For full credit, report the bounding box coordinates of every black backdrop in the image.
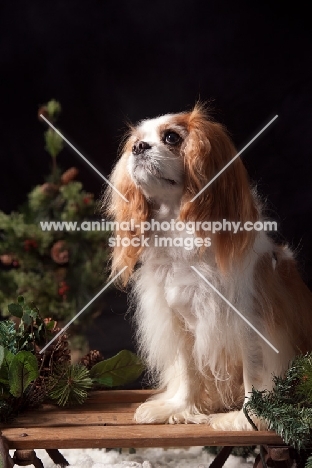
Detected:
[1,1,311,358]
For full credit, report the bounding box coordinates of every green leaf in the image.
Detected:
[22,311,31,327]
[17,296,25,304]
[45,320,56,331]
[0,322,17,353]
[0,349,14,385]
[46,99,61,118]
[45,128,64,158]
[0,347,10,399]
[8,303,23,318]
[8,351,39,397]
[90,350,144,387]
[24,305,31,314]
[29,310,37,320]
[0,346,4,369]
[306,456,312,468]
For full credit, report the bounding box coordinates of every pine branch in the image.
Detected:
[48,364,93,406]
[306,456,312,468]
[245,353,312,451]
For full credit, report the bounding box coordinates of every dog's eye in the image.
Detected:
[163,131,181,145]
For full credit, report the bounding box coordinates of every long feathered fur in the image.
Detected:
[102,105,312,428]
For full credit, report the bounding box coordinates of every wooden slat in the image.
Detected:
[85,390,154,403]
[9,410,135,427]
[2,390,154,428]
[0,390,284,450]
[1,425,283,450]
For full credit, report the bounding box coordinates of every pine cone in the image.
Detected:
[51,335,71,367]
[38,333,71,379]
[40,183,59,195]
[51,241,69,264]
[0,254,13,265]
[30,335,71,407]
[25,378,48,407]
[79,350,104,369]
[61,167,79,185]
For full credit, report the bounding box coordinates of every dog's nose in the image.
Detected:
[132,141,151,155]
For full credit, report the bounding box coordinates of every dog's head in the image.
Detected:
[103,104,258,286]
[126,113,186,202]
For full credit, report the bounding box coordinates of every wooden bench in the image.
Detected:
[0,390,291,468]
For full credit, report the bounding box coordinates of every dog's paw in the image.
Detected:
[134,399,176,424]
[208,409,267,431]
[134,400,210,424]
[208,410,249,430]
[168,411,210,424]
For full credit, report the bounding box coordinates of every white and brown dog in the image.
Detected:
[102,104,312,429]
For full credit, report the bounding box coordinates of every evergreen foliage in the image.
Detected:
[0,100,110,324]
[244,353,312,468]
[205,354,312,467]
[245,353,312,451]
[0,298,144,421]
[48,364,93,406]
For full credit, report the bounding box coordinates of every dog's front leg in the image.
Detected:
[134,352,209,424]
[208,337,274,430]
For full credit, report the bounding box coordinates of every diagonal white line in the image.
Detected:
[40,114,129,203]
[191,115,278,202]
[39,266,128,354]
[191,266,279,353]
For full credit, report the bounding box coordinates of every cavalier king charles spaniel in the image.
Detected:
[102,104,312,430]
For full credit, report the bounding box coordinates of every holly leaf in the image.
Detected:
[7,303,23,318]
[8,351,39,397]
[90,350,144,387]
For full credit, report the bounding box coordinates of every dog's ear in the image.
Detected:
[179,105,259,272]
[102,138,150,287]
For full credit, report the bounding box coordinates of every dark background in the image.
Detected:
[0,1,311,360]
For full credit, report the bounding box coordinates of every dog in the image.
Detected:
[102,104,312,429]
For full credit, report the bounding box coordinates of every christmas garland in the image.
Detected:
[0,296,144,422]
[245,353,312,468]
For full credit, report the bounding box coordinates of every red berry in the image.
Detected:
[24,239,38,250]
[58,282,69,296]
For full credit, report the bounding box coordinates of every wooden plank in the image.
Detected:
[2,390,155,428]
[5,403,139,428]
[40,401,139,413]
[85,390,154,403]
[1,425,283,450]
[2,391,149,428]
[8,410,135,427]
